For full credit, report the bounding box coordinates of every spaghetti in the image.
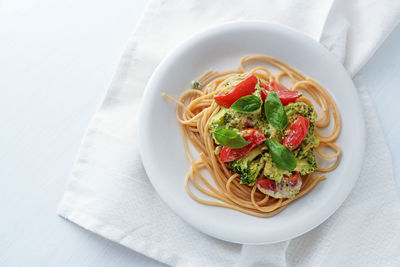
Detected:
[163,55,341,217]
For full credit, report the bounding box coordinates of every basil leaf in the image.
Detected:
[231,95,261,114]
[265,91,288,131]
[267,139,297,170]
[214,128,248,149]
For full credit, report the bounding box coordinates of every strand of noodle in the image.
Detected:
[315,142,341,159]
[248,67,272,79]
[250,186,284,212]
[162,93,194,117]
[200,153,233,194]
[190,163,233,201]
[239,55,305,81]
[308,79,341,142]
[250,186,270,205]
[297,96,314,108]
[186,171,274,217]
[317,152,341,172]
[185,127,206,154]
[292,81,330,126]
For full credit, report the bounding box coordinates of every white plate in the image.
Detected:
[139,21,365,244]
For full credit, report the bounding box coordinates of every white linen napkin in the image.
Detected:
[58,0,400,266]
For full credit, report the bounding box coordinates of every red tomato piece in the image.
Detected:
[283,116,310,151]
[269,81,290,92]
[260,81,302,105]
[259,82,268,90]
[261,86,269,103]
[257,172,303,198]
[283,172,301,186]
[256,178,277,192]
[260,88,269,103]
[214,74,258,108]
[220,128,266,163]
[260,82,269,102]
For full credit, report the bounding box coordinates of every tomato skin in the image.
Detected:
[214,74,258,108]
[260,88,269,102]
[257,172,301,193]
[257,172,303,198]
[269,81,289,92]
[220,128,266,163]
[283,116,310,151]
[256,178,277,192]
[260,81,302,105]
[283,172,301,186]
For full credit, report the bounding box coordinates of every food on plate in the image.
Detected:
[163,55,341,217]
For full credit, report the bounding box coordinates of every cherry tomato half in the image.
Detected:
[283,116,310,151]
[283,172,301,186]
[214,74,258,108]
[256,172,301,194]
[220,128,266,162]
[260,81,302,105]
[256,178,277,192]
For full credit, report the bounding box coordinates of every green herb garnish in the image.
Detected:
[214,128,248,149]
[266,139,297,170]
[265,91,288,131]
[230,95,261,114]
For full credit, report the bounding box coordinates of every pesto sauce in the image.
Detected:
[209,85,319,187]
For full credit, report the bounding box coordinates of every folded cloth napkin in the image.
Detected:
[58,0,400,266]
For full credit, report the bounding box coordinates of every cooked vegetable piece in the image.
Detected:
[283,116,310,151]
[220,129,266,162]
[227,146,264,186]
[261,81,302,105]
[257,172,302,199]
[214,74,258,108]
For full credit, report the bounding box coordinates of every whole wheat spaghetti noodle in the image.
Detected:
[163,55,341,217]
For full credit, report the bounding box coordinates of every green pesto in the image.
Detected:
[227,146,264,186]
[210,80,319,185]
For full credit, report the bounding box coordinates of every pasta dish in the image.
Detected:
[163,55,341,217]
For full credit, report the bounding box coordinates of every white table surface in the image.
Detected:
[1,1,399,266]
